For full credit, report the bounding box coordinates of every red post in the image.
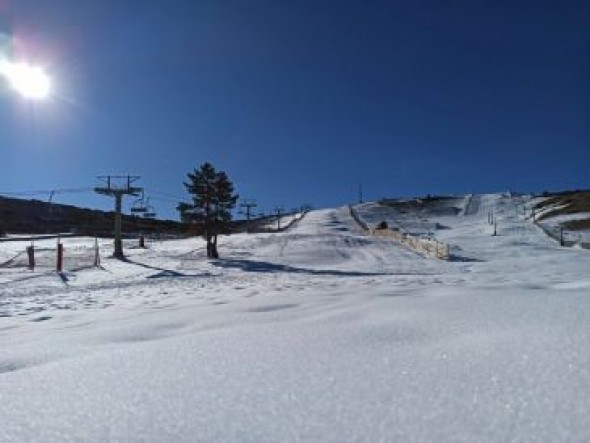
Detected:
[56,242,64,272]
[27,245,35,270]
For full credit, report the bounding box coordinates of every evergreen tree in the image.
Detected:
[178,162,238,258]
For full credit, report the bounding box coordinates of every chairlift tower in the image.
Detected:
[275,206,284,231]
[94,175,142,259]
[240,199,258,232]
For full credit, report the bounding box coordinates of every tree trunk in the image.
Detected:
[206,233,212,258]
[211,235,219,259]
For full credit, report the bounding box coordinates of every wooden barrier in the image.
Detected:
[349,205,451,260]
[371,228,450,260]
[348,205,369,231]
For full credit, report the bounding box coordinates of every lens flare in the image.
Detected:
[0,60,51,99]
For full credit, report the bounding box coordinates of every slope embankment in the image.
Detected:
[352,193,582,264]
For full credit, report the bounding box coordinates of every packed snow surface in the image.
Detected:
[1,194,590,442]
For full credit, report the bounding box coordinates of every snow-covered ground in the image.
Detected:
[258,211,304,231]
[538,212,590,245]
[527,196,590,244]
[1,195,590,442]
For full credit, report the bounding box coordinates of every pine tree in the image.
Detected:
[178,162,238,258]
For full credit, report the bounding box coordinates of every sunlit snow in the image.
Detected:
[1,193,589,441]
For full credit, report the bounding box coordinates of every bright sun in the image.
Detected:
[0,60,51,99]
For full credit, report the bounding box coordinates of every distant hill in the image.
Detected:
[0,196,284,238]
[0,196,188,237]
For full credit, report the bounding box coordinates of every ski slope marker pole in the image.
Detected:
[56,237,63,272]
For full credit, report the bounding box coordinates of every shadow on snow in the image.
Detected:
[212,258,392,277]
[123,258,216,279]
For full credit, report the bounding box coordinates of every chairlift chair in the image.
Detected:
[143,206,156,219]
[142,198,156,219]
[130,195,148,214]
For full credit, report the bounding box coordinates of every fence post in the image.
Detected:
[560,227,564,246]
[27,245,35,271]
[94,237,101,267]
[139,235,145,248]
[56,238,63,272]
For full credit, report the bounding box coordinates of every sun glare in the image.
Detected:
[0,60,51,99]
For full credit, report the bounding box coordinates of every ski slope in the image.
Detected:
[1,196,590,442]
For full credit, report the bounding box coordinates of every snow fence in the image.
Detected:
[532,219,590,249]
[0,240,100,272]
[349,205,451,260]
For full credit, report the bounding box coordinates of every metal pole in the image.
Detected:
[114,192,123,259]
[27,244,35,270]
[275,207,283,231]
[560,227,564,246]
[359,182,363,204]
[94,237,100,267]
[56,238,63,272]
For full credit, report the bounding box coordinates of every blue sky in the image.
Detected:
[1,0,588,220]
